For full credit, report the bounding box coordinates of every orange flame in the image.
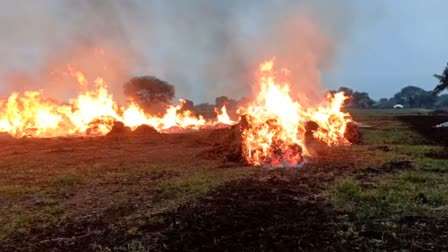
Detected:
[0,58,352,168]
[215,105,235,125]
[239,59,351,167]
[0,67,232,137]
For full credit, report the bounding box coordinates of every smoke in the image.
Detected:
[0,0,151,102]
[0,0,352,103]
[146,0,352,103]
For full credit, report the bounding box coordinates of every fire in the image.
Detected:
[67,64,87,88]
[0,68,235,138]
[215,105,236,125]
[239,59,351,167]
[0,91,65,137]
[0,58,352,168]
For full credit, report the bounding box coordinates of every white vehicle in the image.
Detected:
[393,104,404,109]
[435,122,448,128]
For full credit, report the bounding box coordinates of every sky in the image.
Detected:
[0,0,447,102]
[324,0,448,99]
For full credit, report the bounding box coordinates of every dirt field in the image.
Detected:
[1,109,448,251]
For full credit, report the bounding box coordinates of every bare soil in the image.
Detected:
[21,147,360,252]
[1,114,448,251]
[398,115,448,146]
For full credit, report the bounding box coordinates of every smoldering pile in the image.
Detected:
[106,121,160,137]
[198,119,247,164]
[200,117,361,166]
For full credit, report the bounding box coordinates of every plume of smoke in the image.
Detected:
[0,0,151,102]
[146,0,352,103]
[0,0,351,104]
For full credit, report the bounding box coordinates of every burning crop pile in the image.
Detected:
[0,66,234,138]
[0,59,352,167]
[238,59,352,167]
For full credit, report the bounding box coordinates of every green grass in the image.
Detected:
[0,185,40,197]
[347,108,431,121]
[0,198,65,240]
[1,109,446,248]
[331,170,448,219]
[391,145,445,157]
[419,158,448,171]
[361,128,425,145]
[146,167,250,215]
[328,110,448,247]
[50,174,83,188]
[0,175,83,239]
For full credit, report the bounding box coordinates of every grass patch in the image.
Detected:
[392,145,445,158]
[347,108,430,121]
[0,200,65,240]
[50,174,83,188]
[0,185,40,197]
[329,113,448,248]
[362,128,425,145]
[155,168,250,211]
[331,170,448,219]
[418,158,448,171]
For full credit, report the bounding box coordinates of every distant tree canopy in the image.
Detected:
[376,97,397,109]
[393,86,436,108]
[331,87,374,108]
[352,92,375,108]
[435,94,448,108]
[124,76,175,114]
[433,63,448,95]
[337,87,354,96]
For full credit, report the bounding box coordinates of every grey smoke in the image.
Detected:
[0,0,352,103]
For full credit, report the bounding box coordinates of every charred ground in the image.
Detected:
[1,109,448,251]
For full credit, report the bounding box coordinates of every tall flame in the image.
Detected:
[239,59,351,167]
[215,105,236,125]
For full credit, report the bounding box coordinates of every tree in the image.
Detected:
[124,76,175,114]
[331,87,374,108]
[337,87,354,96]
[377,98,389,106]
[215,96,230,108]
[433,63,448,95]
[393,86,436,108]
[351,92,375,108]
[330,87,354,107]
[434,94,448,109]
[375,97,396,109]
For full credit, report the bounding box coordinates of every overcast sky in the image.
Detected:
[324,0,448,99]
[0,0,447,102]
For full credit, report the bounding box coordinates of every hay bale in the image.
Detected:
[132,125,159,136]
[304,121,319,145]
[199,119,245,163]
[305,121,319,132]
[344,122,361,144]
[106,121,132,136]
[0,132,13,141]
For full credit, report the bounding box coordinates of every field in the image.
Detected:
[1,109,448,251]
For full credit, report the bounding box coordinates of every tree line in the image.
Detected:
[123,63,448,112]
[332,63,448,109]
[332,85,448,109]
[123,75,245,119]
